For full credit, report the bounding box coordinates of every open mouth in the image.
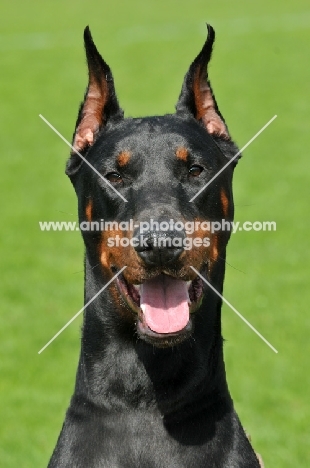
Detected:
[116,272,204,346]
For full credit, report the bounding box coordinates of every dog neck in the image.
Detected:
[73,252,232,419]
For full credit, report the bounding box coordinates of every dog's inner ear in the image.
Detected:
[72,26,123,153]
[176,24,229,139]
[73,76,108,152]
[193,67,228,137]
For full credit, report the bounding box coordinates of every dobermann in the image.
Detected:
[48,25,263,467]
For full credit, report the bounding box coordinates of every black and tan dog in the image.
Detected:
[48,25,263,467]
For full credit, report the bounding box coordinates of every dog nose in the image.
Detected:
[134,228,185,266]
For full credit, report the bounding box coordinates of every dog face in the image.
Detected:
[66,25,239,347]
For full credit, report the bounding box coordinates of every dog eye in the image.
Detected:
[189,165,203,177]
[105,172,122,183]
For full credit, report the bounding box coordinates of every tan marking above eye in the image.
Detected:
[175,147,188,161]
[117,151,131,167]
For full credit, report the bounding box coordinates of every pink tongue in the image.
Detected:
[140,275,190,334]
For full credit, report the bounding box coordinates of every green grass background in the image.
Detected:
[1,1,309,466]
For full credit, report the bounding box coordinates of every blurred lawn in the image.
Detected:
[1,0,309,466]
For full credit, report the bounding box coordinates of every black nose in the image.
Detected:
[134,228,185,266]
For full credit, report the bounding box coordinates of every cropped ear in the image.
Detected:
[67,26,124,175]
[176,24,229,139]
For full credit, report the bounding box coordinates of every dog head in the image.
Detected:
[66,25,240,347]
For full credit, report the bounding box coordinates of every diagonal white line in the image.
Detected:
[190,266,278,353]
[39,114,128,203]
[38,266,127,354]
[190,115,277,202]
